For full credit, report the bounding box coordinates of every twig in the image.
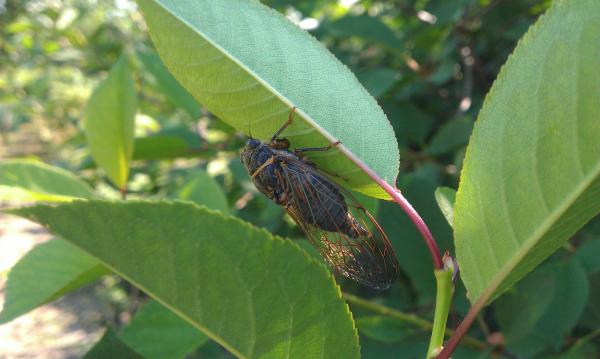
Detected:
[335,148,443,269]
[343,293,487,351]
[437,289,489,358]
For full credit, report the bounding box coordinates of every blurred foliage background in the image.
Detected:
[2,0,600,358]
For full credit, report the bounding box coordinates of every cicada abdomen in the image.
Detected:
[240,111,399,290]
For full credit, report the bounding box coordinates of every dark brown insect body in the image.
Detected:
[241,109,399,290]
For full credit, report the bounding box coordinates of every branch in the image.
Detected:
[342,293,487,351]
[334,143,444,269]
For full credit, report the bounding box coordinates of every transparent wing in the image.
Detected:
[275,155,399,290]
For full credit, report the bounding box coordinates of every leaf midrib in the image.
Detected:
[475,7,600,302]
[59,235,249,359]
[146,0,388,188]
[480,158,600,303]
[149,1,332,141]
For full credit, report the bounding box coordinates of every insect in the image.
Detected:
[241,108,399,290]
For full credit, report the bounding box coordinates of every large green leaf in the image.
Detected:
[0,160,94,202]
[10,201,359,359]
[120,300,208,359]
[0,239,107,323]
[137,49,200,118]
[83,54,137,189]
[454,0,600,303]
[136,0,399,199]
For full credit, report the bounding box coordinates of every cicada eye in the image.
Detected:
[246,139,261,150]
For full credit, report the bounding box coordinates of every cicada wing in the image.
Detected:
[276,156,399,290]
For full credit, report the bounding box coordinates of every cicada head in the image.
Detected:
[241,138,262,169]
[241,138,279,178]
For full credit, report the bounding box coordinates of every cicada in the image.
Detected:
[241,108,399,290]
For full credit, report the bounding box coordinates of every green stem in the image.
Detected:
[427,268,454,358]
[342,293,486,351]
[343,292,434,330]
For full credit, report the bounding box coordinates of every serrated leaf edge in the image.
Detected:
[5,199,360,359]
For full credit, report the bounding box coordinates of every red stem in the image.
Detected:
[386,185,444,270]
[437,287,489,358]
[340,151,444,270]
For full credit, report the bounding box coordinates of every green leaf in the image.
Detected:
[323,14,403,50]
[580,272,600,330]
[427,60,456,85]
[0,239,107,323]
[454,0,600,304]
[10,200,360,359]
[561,344,600,359]
[535,258,589,344]
[120,300,208,359]
[425,0,472,26]
[137,49,200,118]
[494,267,556,344]
[575,237,600,274]
[357,69,401,98]
[84,329,144,359]
[175,170,229,214]
[434,187,456,228]
[355,316,417,343]
[83,53,137,189]
[0,159,94,202]
[426,117,473,156]
[137,0,399,200]
[383,101,433,147]
[133,135,209,161]
[496,258,590,353]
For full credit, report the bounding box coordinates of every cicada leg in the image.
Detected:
[294,140,341,154]
[271,106,297,142]
[294,141,348,181]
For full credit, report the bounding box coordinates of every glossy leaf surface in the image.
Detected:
[454,0,600,303]
[10,200,360,359]
[137,0,399,199]
[120,300,208,359]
